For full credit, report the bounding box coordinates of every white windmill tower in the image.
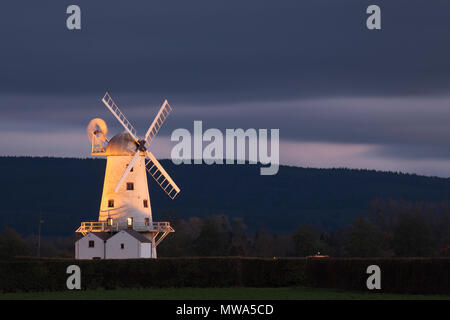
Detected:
[76,92,178,259]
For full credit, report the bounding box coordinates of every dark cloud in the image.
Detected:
[1,1,450,176]
[367,143,450,160]
[0,1,449,100]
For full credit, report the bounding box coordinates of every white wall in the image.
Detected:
[98,153,153,227]
[141,242,152,258]
[75,233,105,259]
[106,231,141,259]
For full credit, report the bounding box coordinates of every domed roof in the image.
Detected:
[105,133,138,156]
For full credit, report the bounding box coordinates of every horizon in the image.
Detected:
[1,154,448,180]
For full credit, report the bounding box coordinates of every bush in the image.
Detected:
[305,257,450,294]
[0,257,448,294]
[0,257,306,293]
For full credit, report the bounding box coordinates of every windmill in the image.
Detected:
[76,92,178,259]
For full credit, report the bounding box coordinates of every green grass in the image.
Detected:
[1,287,449,300]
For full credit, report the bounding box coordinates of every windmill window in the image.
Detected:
[143,199,148,208]
[145,218,150,226]
[120,243,124,249]
[108,199,114,208]
[127,217,133,227]
[127,182,134,190]
[126,164,134,172]
[88,240,95,248]
[107,218,113,226]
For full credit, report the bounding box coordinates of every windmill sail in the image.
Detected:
[114,150,141,192]
[102,92,139,142]
[144,100,173,145]
[145,151,180,199]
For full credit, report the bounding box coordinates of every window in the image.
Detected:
[108,199,114,208]
[107,218,113,226]
[145,218,150,226]
[120,243,125,249]
[88,240,95,248]
[125,164,134,172]
[127,217,133,227]
[126,182,134,190]
[143,199,148,208]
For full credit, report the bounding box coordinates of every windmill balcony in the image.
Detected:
[76,221,174,236]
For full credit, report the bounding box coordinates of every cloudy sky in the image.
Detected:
[1,1,450,176]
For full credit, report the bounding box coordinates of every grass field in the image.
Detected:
[1,287,449,300]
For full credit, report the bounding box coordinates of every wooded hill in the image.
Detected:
[2,156,450,236]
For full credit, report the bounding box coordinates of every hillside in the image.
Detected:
[1,156,450,236]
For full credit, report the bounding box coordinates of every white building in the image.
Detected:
[105,229,152,259]
[75,232,111,260]
[75,229,153,260]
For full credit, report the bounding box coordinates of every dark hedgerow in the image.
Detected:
[305,257,450,294]
[0,257,448,294]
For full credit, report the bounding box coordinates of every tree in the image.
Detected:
[438,235,450,257]
[250,229,275,257]
[0,228,31,259]
[157,218,196,257]
[193,216,231,256]
[392,213,434,257]
[343,217,385,257]
[293,225,323,257]
[440,245,450,257]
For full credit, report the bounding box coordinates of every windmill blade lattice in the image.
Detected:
[145,151,180,199]
[144,100,173,145]
[101,92,180,198]
[102,92,139,143]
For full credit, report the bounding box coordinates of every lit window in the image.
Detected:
[108,199,114,208]
[145,218,150,226]
[88,240,95,248]
[143,199,148,208]
[107,218,113,226]
[120,243,124,249]
[127,217,133,227]
[126,183,134,190]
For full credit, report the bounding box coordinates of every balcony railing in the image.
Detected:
[76,221,174,235]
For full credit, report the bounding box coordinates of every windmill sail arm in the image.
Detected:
[102,92,139,143]
[114,150,140,192]
[145,151,180,199]
[144,100,173,145]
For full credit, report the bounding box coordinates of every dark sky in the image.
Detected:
[1,1,450,176]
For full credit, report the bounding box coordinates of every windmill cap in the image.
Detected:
[105,133,138,156]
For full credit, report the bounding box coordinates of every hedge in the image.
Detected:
[0,257,448,294]
[305,257,450,294]
[0,257,306,293]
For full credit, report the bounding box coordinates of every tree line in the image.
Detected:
[1,199,449,260]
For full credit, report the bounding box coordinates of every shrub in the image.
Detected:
[305,257,450,294]
[0,257,448,294]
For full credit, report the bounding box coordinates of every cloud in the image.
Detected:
[1,1,450,177]
[280,140,450,177]
[0,1,449,100]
